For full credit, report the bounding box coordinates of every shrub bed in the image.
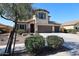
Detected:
[47,35,64,49]
[17,29,25,35]
[66,29,77,34]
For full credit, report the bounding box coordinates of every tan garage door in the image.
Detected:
[38,25,52,33]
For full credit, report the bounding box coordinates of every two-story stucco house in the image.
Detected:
[17,9,61,33]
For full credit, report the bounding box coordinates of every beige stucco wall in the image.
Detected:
[63,25,74,29]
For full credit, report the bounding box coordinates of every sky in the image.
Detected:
[33,3,79,23]
[0,3,79,26]
[0,16,14,27]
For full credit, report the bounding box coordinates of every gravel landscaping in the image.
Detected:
[0,33,79,56]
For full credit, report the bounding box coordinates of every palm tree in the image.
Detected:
[0,3,33,55]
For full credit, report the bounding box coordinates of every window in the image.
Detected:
[36,12,46,19]
[20,24,25,29]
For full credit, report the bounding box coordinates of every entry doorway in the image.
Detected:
[30,24,34,33]
[54,26,60,32]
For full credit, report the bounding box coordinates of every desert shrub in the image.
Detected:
[17,29,25,35]
[25,35,45,55]
[47,35,64,49]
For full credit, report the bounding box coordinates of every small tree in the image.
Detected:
[0,3,33,55]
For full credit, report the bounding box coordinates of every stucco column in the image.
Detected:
[25,24,27,32]
[28,24,30,33]
[34,20,38,33]
[34,15,38,33]
[52,26,55,32]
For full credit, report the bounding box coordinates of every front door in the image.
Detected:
[54,26,60,32]
[30,24,34,33]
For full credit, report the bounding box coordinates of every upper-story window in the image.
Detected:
[36,12,46,19]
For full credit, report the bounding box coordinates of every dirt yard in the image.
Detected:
[0,33,28,46]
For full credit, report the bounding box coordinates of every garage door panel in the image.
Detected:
[38,26,52,33]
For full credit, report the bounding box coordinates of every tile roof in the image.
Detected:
[34,9,49,13]
[0,23,13,28]
[62,20,79,26]
[48,21,61,25]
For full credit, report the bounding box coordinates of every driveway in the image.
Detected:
[40,33,79,56]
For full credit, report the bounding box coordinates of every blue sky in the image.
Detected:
[33,3,79,23]
[0,3,79,26]
[0,16,14,27]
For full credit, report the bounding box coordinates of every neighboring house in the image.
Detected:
[17,9,61,33]
[0,23,13,33]
[62,20,79,30]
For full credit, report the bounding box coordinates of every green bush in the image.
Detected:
[47,35,64,49]
[67,29,77,34]
[25,35,45,54]
[17,29,25,35]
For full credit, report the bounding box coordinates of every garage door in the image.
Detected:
[38,26,52,33]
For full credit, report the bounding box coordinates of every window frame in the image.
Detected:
[36,12,46,19]
[20,24,25,29]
